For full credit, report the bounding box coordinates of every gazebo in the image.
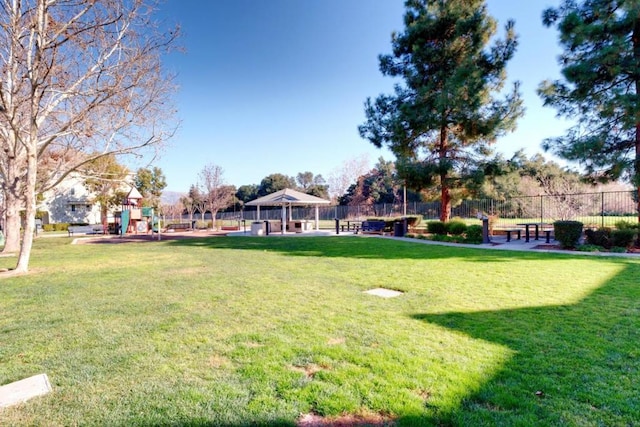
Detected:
[245,188,330,234]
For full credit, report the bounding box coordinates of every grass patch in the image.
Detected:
[0,236,639,425]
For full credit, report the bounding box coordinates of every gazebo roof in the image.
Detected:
[245,188,330,206]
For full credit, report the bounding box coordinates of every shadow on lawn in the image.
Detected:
[410,260,640,425]
[165,235,553,263]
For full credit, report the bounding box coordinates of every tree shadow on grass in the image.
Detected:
[410,261,640,425]
[164,235,565,263]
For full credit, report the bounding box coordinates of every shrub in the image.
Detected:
[614,220,638,230]
[445,220,467,236]
[405,233,416,239]
[577,244,602,252]
[427,221,447,235]
[42,224,55,232]
[465,225,483,244]
[428,233,444,241]
[611,228,635,248]
[611,246,628,253]
[55,223,70,231]
[553,220,583,249]
[584,228,611,249]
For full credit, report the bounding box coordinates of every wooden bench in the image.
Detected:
[361,220,386,235]
[165,223,191,232]
[68,225,105,236]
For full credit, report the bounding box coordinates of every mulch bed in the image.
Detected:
[532,244,563,250]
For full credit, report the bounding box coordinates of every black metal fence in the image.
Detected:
[213,190,637,228]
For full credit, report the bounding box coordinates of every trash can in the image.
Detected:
[393,221,405,237]
[250,221,265,236]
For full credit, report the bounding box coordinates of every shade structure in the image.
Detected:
[245,188,330,233]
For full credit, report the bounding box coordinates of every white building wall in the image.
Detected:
[39,173,102,224]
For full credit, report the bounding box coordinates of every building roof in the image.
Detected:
[245,188,330,206]
[126,187,143,200]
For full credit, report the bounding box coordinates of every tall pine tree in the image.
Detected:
[359,0,523,221]
[539,0,640,222]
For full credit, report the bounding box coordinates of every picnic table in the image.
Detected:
[517,223,553,243]
[361,220,386,234]
[340,220,362,233]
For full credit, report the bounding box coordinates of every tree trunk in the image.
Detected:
[211,209,219,230]
[636,122,640,224]
[439,125,451,222]
[14,148,38,273]
[634,21,640,225]
[101,205,109,233]
[440,178,451,222]
[2,193,22,253]
[2,132,22,253]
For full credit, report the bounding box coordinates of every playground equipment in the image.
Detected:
[114,187,161,240]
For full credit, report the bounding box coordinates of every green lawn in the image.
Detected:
[1,236,638,426]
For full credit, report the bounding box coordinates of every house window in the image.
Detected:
[71,205,76,212]
[86,205,91,210]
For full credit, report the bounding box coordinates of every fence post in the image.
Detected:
[601,192,605,228]
[540,195,544,224]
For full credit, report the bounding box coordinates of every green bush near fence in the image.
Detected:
[611,228,636,248]
[427,220,447,234]
[445,220,467,236]
[554,221,584,249]
[464,225,483,243]
[614,220,637,230]
[585,228,612,248]
[42,223,70,232]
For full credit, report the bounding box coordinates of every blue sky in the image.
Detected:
[154,0,566,193]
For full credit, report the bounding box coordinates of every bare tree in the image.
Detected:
[198,163,234,229]
[327,154,370,201]
[161,200,183,222]
[0,0,178,273]
[180,194,196,224]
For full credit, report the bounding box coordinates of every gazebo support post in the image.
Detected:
[315,205,319,230]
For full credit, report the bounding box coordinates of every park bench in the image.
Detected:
[495,227,522,242]
[165,223,191,232]
[68,225,105,236]
[361,220,386,235]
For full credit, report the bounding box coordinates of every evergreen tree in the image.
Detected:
[257,173,296,197]
[539,0,640,222]
[134,167,167,209]
[359,0,523,221]
[236,184,259,206]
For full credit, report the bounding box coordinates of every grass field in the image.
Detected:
[1,235,639,426]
